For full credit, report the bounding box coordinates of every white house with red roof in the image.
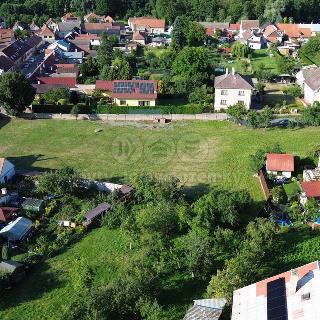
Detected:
[214,68,255,110]
[0,158,15,184]
[232,261,320,320]
[300,181,320,206]
[96,80,158,106]
[266,153,295,178]
[128,17,165,34]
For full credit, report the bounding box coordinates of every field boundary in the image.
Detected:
[23,113,229,121]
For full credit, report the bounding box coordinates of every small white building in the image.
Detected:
[296,67,320,105]
[0,158,15,183]
[266,153,295,178]
[214,69,255,110]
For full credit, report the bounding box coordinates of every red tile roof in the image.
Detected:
[0,207,18,222]
[229,23,240,31]
[0,29,14,42]
[38,25,55,37]
[133,31,146,40]
[266,153,294,172]
[129,16,165,29]
[83,22,113,31]
[255,261,318,297]
[277,24,311,38]
[301,181,320,198]
[95,80,113,91]
[37,77,76,88]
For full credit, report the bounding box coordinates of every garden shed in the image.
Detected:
[0,217,33,241]
[83,203,111,228]
[21,198,45,212]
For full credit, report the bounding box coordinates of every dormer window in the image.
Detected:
[301,293,310,301]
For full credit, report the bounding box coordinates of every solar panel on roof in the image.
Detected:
[267,278,288,320]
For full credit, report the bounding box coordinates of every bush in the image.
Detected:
[32,104,92,114]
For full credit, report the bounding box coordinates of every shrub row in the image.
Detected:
[32,103,93,114]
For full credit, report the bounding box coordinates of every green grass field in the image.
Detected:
[1,119,320,319]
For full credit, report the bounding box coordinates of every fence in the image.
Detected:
[25,113,229,121]
[258,170,271,200]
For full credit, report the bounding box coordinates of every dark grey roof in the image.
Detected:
[184,299,226,320]
[214,72,255,90]
[21,198,44,210]
[304,67,320,91]
[0,217,32,241]
[58,22,81,32]
[0,55,13,71]
[85,203,111,221]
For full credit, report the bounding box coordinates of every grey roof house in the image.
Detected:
[0,217,33,241]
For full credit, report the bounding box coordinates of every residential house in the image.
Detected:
[0,217,33,241]
[37,25,55,43]
[83,203,111,228]
[247,32,265,49]
[45,18,58,32]
[228,23,240,34]
[0,158,15,184]
[132,31,146,45]
[96,80,158,106]
[29,21,40,33]
[0,207,18,223]
[266,153,295,178]
[214,69,255,110]
[61,13,81,23]
[239,20,260,37]
[303,156,320,182]
[231,261,320,320]
[56,50,84,63]
[150,36,167,47]
[74,34,100,46]
[199,22,229,37]
[82,23,121,38]
[184,298,226,320]
[12,21,28,32]
[295,67,320,105]
[56,21,81,39]
[0,189,19,207]
[299,23,320,36]
[300,181,320,206]
[277,23,311,43]
[84,12,106,23]
[128,16,165,34]
[0,35,42,70]
[0,55,14,75]
[263,24,283,45]
[0,29,14,44]
[36,76,77,88]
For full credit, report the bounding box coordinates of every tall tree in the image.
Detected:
[0,72,35,115]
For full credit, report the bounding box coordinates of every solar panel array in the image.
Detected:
[114,81,155,94]
[267,278,288,320]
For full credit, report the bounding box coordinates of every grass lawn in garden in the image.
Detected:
[250,49,279,73]
[283,180,301,198]
[2,119,320,319]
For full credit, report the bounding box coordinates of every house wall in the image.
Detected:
[304,83,320,105]
[214,88,252,110]
[0,160,15,183]
[133,39,145,45]
[248,41,261,49]
[114,98,156,106]
[266,170,292,178]
[130,23,164,34]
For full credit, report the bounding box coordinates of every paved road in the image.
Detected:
[20,51,45,78]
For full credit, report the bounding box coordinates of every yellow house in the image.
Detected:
[96,80,158,106]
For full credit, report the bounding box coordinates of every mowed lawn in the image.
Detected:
[1,119,320,319]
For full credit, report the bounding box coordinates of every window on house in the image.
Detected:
[139,101,150,107]
[221,100,227,105]
[238,100,245,105]
[239,90,245,96]
[301,293,310,301]
[221,90,228,95]
[119,100,126,105]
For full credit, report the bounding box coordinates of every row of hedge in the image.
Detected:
[33,103,206,115]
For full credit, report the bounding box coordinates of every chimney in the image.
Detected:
[225,68,229,75]
[1,188,7,195]
[289,269,299,295]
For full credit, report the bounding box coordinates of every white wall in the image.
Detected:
[0,159,15,183]
[114,98,156,106]
[304,83,320,105]
[214,88,252,110]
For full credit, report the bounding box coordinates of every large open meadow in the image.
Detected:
[1,118,320,319]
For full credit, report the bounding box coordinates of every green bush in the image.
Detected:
[32,104,93,114]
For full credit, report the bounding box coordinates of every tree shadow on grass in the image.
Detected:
[0,260,66,312]
[7,154,58,172]
[183,183,211,203]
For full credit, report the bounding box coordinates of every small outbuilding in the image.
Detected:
[266,153,295,178]
[83,203,111,228]
[0,217,33,241]
[0,260,25,282]
[21,198,45,213]
[0,158,15,184]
